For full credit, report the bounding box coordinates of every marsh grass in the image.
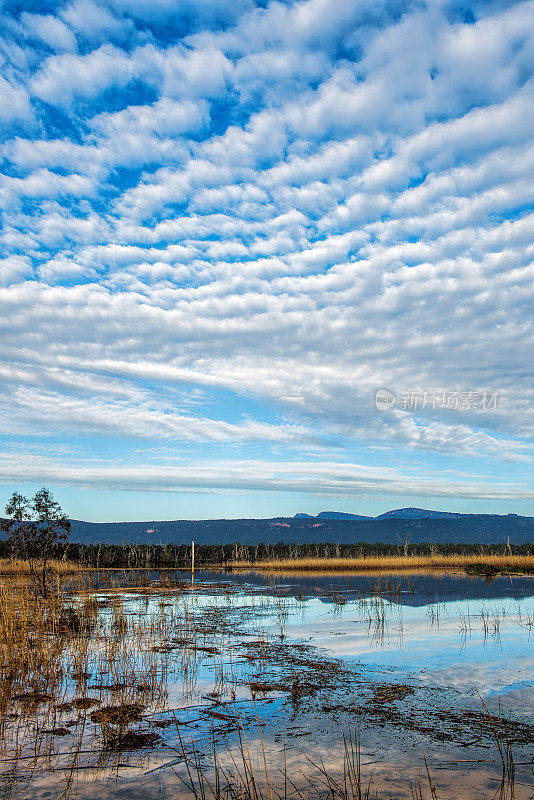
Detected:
[0,580,94,712]
[233,554,534,574]
[0,575,212,797]
[0,558,81,576]
[172,719,376,800]
[0,574,245,751]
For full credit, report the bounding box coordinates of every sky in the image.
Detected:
[0,0,533,522]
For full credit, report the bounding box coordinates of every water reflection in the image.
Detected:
[194,568,534,605]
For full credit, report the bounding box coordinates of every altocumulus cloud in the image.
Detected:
[0,0,533,514]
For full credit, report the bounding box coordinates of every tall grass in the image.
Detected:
[173,722,376,800]
[231,553,534,573]
[0,580,96,711]
[0,558,81,576]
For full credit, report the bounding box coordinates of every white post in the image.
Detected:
[191,540,195,574]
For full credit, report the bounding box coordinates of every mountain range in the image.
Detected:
[68,507,534,546]
[293,507,473,520]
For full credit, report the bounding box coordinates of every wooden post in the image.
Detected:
[191,540,195,574]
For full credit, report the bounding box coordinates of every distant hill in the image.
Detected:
[376,507,468,519]
[316,511,372,520]
[68,513,534,546]
[295,507,471,520]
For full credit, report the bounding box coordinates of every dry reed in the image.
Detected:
[0,558,81,576]
[231,553,534,573]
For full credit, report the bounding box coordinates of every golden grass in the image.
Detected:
[0,581,83,710]
[0,575,187,724]
[0,557,81,575]
[231,553,534,573]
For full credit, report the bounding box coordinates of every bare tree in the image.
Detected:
[2,488,70,596]
[396,531,412,558]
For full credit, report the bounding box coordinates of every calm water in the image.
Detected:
[230,571,534,702]
[3,570,534,800]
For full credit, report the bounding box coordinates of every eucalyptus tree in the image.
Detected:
[3,488,70,596]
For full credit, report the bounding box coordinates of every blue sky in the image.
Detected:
[0,0,533,521]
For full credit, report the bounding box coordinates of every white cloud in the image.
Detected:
[21,12,77,52]
[91,97,209,137]
[0,77,32,124]
[0,450,531,501]
[0,255,33,285]
[30,41,233,107]
[0,381,313,444]
[153,46,233,99]
[30,44,131,105]
[0,169,95,209]
[61,0,125,39]
[4,137,101,175]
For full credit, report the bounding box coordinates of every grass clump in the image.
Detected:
[103,728,160,750]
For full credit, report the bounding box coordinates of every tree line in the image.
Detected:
[1,536,532,571]
[64,539,534,568]
[2,489,533,581]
